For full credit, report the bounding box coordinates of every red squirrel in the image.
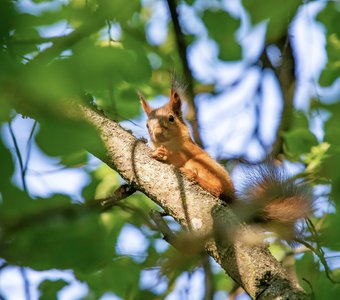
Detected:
[139,84,313,238]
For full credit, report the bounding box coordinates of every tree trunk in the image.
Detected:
[81,105,309,300]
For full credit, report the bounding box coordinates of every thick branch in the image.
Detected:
[81,105,308,299]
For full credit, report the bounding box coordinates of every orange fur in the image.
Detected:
[140,87,313,238]
[139,88,235,203]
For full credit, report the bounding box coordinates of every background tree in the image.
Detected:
[0,0,339,299]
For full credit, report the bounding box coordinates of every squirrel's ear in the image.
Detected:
[170,87,182,116]
[138,91,152,115]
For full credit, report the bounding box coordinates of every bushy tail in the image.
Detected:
[235,163,313,239]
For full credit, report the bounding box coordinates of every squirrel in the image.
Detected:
[139,83,313,239]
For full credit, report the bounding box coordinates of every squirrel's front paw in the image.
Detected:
[180,168,198,181]
[151,146,168,161]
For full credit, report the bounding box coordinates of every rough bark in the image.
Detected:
[81,105,309,300]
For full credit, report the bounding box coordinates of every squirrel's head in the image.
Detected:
[139,86,190,147]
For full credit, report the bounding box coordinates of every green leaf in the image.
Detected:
[100,0,141,23]
[91,163,119,199]
[319,34,340,86]
[304,142,330,182]
[1,199,112,272]
[76,257,141,299]
[324,102,340,147]
[202,10,241,61]
[36,116,104,157]
[0,0,16,43]
[65,43,151,93]
[317,2,340,38]
[0,135,14,189]
[38,279,68,300]
[214,270,233,292]
[321,212,340,249]
[296,252,340,299]
[0,93,12,122]
[59,150,88,167]
[242,0,300,42]
[10,27,40,56]
[0,137,31,207]
[283,111,318,158]
[283,128,318,157]
[295,252,319,291]
[21,62,78,103]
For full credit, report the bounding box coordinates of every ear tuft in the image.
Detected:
[170,88,182,116]
[138,91,152,115]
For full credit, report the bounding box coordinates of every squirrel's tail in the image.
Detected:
[235,163,314,239]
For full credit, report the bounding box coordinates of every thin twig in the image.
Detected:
[201,254,214,300]
[269,36,295,158]
[296,228,340,284]
[97,184,136,209]
[23,121,37,175]
[8,122,28,192]
[19,267,31,300]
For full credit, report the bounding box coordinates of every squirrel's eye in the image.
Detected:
[146,123,149,129]
[168,115,175,122]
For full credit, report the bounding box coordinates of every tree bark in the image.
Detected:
[81,105,309,299]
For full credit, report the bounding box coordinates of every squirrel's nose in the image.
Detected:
[153,128,165,141]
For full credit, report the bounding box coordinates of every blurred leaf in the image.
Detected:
[81,163,119,201]
[92,163,119,198]
[76,257,141,299]
[243,0,300,42]
[21,63,78,103]
[10,27,40,56]
[304,142,330,182]
[324,102,340,147]
[36,116,105,157]
[132,290,159,300]
[0,0,16,44]
[100,0,140,23]
[0,136,31,207]
[59,150,88,167]
[38,279,68,300]
[283,111,318,158]
[319,34,340,86]
[32,0,54,3]
[317,2,340,38]
[321,212,340,250]
[63,42,151,97]
[283,128,318,157]
[296,251,340,298]
[1,200,112,272]
[0,49,22,79]
[0,95,12,122]
[295,252,319,291]
[202,10,241,61]
[214,270,233,292]
[0,134,14,189]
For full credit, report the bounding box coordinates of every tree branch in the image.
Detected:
[166,0,203,147]
[267,36,295,158]
[201,254,214,300]
[80,104,308,299]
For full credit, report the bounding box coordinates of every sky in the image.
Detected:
[1,0,339,299]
